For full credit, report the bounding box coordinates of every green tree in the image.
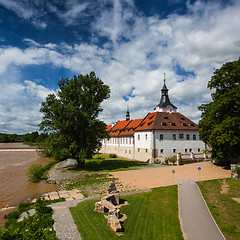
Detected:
[39,72,110,168]
[198,58,240,166]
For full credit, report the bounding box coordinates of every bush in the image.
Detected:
[4,210,20,220]
[26,164,42,182]
[236,167,240,178]
[167,156,177,165]
[109,153,117,158]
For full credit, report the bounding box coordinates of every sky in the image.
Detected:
[0,0,240,134]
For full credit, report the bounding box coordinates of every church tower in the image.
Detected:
[154,74,177,113]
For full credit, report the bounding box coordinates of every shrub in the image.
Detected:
[167,156,177,165]
[26,164,42,182]
[109,153,117,158]
[4,210,20,220]
[236,167,240,178]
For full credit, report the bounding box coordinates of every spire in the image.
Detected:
[154,74,177,113]
[126,107,130,121]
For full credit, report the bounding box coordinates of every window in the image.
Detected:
[171,123,176,126]
[198,148,201,152]
[138,134,140,140]
[187,134,190,140]
[164,116,169,119]
[145,134,148,140]
[162,122,167,126]
[138,148,140,152]
[146,149,148,153]
[126,138,128,144]
[189,148,192,152]
[185,149,187,153]
[160,134,163,140]
[129,150,131,154]
[173,149,176,153]
[160,149,164,153]
[179,133,184,139]
[173,134,176,140]
[129,138,131,144]
[125,150,127,153]
[193,134,196,140]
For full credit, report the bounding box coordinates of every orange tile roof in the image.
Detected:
[135,112,198,131]
[118,118,144,136]
[106,112,198,137]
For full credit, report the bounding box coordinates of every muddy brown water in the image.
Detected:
[0,143,59,226]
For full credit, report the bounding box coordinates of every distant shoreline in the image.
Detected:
[0,149,37,152]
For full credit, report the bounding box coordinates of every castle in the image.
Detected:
[101,75,205,162]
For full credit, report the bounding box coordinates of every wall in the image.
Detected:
[153,129,205,157]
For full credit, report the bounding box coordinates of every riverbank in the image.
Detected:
[0,143,59,226]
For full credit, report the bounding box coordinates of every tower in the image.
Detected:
[154,73,177,113]
[126,107,130,121]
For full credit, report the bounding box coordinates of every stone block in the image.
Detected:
[108,214,122,232]
[94,201,105,213]
[101,200,116,211]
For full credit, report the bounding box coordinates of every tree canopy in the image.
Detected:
[198,58,240,166]
[39,72,110,168]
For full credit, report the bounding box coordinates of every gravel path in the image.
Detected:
[50,196,100,240]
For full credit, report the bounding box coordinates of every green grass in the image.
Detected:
[71,157,151,173]
[70,186,184,240]
[198,178,240,240]
[60,173,112,196]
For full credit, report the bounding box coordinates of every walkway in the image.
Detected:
[50,196,99,240]
[178,178,226,240]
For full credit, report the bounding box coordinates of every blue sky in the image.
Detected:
[0,0,240,134]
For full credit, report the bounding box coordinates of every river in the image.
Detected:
[0,143,59,226]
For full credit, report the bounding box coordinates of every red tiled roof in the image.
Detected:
[135,112,198,131]
[106,112,198,137]
[118,118,143,136]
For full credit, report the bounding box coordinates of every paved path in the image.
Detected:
[178,178,226,240]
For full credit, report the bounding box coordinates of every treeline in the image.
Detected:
[0,131,48,143]
[0,133,24,143]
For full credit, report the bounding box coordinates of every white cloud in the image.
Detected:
[0,0,47,28]
[0,68,56,134]
[1,0,240,133]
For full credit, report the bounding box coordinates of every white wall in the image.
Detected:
[153,130,205,156]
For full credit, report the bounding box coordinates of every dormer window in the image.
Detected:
[164,116,169,119]
[170,122,176,126]
[181,123,187,126]
[149,115,154,120]
[181,117,185,120]
[161,122,167,126]
[147,121,153,126]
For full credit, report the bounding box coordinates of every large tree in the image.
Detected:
[39,72,110,168]
[198,58,240,166]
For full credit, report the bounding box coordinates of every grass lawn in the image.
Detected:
[70,156,151,173]
[198,178,240,240]
[70,186,184,240]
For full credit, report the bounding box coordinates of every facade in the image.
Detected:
[101,76,205,162]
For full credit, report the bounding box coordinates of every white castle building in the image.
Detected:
[101,75,206,162]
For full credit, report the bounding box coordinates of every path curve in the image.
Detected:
[178,179,226,240]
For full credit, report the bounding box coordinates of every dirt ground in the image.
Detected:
[111,162,231,190]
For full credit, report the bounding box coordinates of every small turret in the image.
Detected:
[154,73,177,113]
[126,107,130,121]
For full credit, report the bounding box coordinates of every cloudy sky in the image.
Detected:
[0,0,240,134]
